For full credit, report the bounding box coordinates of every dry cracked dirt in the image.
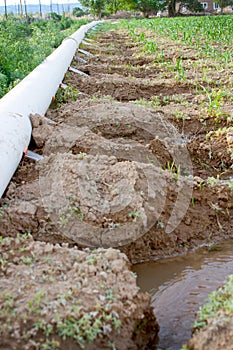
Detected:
[0,21,233,349]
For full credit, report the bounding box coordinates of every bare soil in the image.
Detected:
[0,24,233,349]
[0,235,158,350]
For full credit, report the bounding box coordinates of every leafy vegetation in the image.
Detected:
[80,0,204,17]
[125,0,166,17]
[0,16,89,98]
[80,0,107,18]
[193,274,233,330]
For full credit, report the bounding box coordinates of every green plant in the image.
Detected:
[0,203,9,217]
[0,17,89,98]
[55,85,79,106]
[174,56,186,82]
[128,211,141,222]
[21,256,33,265]
[0,257,8,271]
[193,275,233,330]
[41,339,60,350]
[200,86,225,117]
[157,221,164,229]
[76,152,87,160]
[167,161,181,181]
[27,290,45,314]
[207,176,219,186]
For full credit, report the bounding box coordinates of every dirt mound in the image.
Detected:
[0,234,158,350]
[1,148,232,264]
[186,314,233,350]
[1,96,232,264]
[0,153,167,248]
[187,128,233,178]
[65,74,192,102]
[48,100,192,169]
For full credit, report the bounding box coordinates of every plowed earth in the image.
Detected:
[1,25,233,260]
[0,22,233,350]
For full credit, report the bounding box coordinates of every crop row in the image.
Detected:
[122,15,233,62]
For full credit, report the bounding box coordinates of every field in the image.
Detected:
[0,15,233,350]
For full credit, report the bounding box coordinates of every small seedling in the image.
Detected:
[128,211,141,222]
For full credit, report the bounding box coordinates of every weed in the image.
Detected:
[0,203,9,217]
[146,155,154,164]
[108,222,120,229]
[0,292,17,317]
[21,256,33,265]
[27,290,45,315]
[0,256,7,271]
[207,176,219,186]
[21,230,32,240]
[41,340,60,350]
[200,86,225,117]
[210,202,224,214]
[128,211,141,222]
[167,161,181,181]
[55,85,79,106]
[76,152,87,160]
[86,255,97,265]
[157,221,165,229]
[55,309,121,349]
[193,274,233,330]
[70,206,83,220]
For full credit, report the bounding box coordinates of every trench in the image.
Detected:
[133,239,233,350]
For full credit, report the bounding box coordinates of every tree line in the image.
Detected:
[79,0,233,18]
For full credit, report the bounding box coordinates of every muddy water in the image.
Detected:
[133,240,233,350]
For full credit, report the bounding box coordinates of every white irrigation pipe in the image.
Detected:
[0,21,100,198]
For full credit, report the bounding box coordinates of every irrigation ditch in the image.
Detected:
[0,20,233,349]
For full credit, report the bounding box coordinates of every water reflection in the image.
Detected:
[133,241,233,350]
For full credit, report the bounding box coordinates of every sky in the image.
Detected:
[0,0,81,6]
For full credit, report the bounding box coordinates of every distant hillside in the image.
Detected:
[0,2,82,15]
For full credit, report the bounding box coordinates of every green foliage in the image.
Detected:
[105,0,127,13]
[193,275,233,330]
[24,291,121,349]
[80,0,106,18]
[128,210,141,222]
[81,0,127,17]
[0,73,7,97]
[50,12,62,21]
[73,6,87,17]
[55,85,79,106]
[126,0,165,16]
[200,86,225,117]
[0,16,89,98]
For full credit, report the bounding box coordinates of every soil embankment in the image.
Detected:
[1,26,232,260]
